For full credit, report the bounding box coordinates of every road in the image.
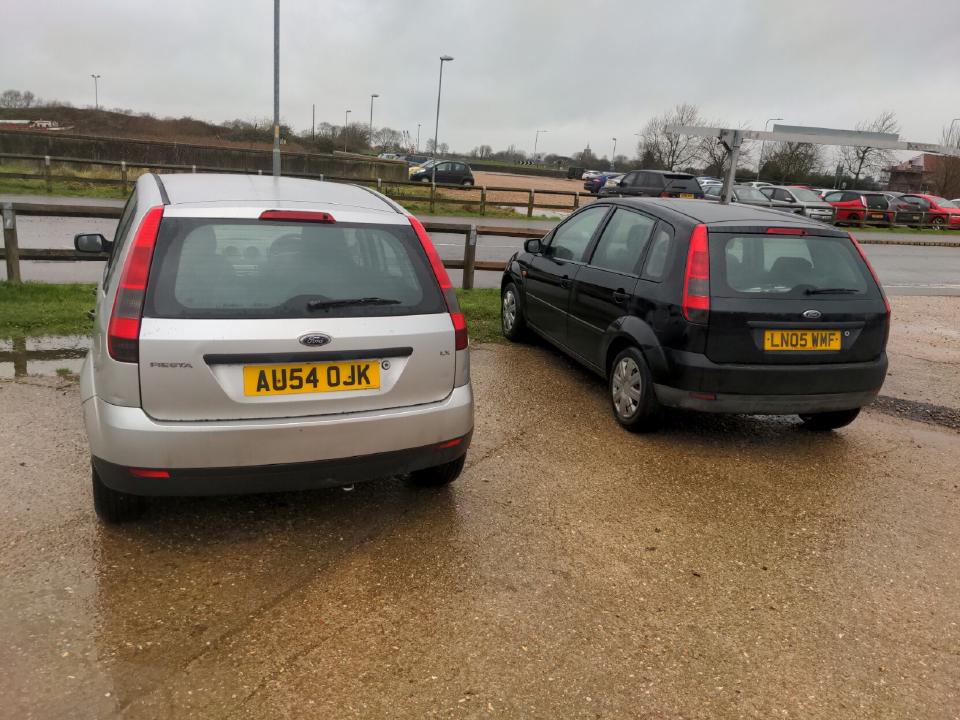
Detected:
[2,200,959,295]
[1,339,958,719]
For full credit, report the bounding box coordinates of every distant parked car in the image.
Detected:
[878,193,924,226]
[741,181,774,189]
[760,186,835,223]
[704,184,791,209]
[409,160,475,186]
[696,176,721,186]
[582,170,605,181]
[598,169,704,199]
[899,194,960,229]
[404,155,430,167]
[823,191,895,226]
[378,153,400,160]
[584,172,621,193]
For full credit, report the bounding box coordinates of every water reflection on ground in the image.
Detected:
[0,335,89,378]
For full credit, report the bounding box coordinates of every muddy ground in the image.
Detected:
[1,315,959,718]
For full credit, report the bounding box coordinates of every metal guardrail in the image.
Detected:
[0,152,595,217]
[0,200,544,288]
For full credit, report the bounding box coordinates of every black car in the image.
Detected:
[410,160,475,186]
[500,199,889,431]
[599,169,704,199]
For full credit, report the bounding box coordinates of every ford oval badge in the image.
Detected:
[802,309,822,320]
[299,333,332,347]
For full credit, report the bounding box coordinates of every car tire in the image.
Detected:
[798,408,860,431]
[408,454,466,487]
[501,281,529,342]
[609,347,661,432]
[931,216,945,229]
[420,177,431,184]
[92,464,148,523]
[462,179,474,187]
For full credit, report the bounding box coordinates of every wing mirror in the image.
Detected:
[524,238,542,254]
[74,233,110,253]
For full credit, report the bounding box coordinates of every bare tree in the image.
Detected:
[0,89,36,108]
[839,111,900,185]
[763,142,825,182]
[639,103,702,170]
[930,122,960,198]
[696,121,755,177]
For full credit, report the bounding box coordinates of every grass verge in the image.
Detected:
[455,288,502,344]
[0,281,503,344]
[0,176,127,199]
[0,282,96,338]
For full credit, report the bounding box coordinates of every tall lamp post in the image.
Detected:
[271,0,280,176]
[534,129,548,161]
[610,138,617,170]
[756,116,783,182]
[369,93,379,150]
[344,110,351,152]
[90,74,100,109]
[432,55,454,183]
[416,122,421,152]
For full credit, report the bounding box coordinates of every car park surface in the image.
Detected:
[1,321,958,718]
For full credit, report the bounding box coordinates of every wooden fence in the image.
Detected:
[0,200,545,289]
[0,152,594,218]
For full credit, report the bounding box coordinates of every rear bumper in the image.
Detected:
[655,349,887,413]
[93,432,471,496]
[83,383,474,491]
[654,386,877,414]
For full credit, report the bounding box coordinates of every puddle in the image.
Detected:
[0,335,90,379]
[505,206,570,219]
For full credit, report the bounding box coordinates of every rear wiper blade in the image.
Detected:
[804,288,861,295]
[307,297,401,310]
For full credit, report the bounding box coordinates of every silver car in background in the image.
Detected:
[75,173,473,523]
[760,185,836,222]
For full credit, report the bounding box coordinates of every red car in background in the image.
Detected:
[900,194,960,228]
[823,190,895,225]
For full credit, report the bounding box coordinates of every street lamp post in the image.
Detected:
[432,55,454,184]
[416,123,421,153]
[369,93,379,150]
[344,110,351,152]
[534,129,548,161]
[756,116,783,182]
[611,138,617,170]
[271,0,280,177]
[90,74,100,109]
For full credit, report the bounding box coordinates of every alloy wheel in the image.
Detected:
[502,289,517,332]
[611,357,642,419]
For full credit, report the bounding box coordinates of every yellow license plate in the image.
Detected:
[680,193,694,198]
[243,361,380,396]
[764,330,841,352]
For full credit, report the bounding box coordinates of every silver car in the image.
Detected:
[75,173,474,522]
[760,186,835,222]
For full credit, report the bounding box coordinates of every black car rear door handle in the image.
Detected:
[560,275,571,289]
[612,289,628,304]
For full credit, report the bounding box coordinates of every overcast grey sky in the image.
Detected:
[2,0,958,159]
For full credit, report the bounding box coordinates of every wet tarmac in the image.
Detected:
[1,343,958,719]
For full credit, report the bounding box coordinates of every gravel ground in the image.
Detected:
[1,339,958,719]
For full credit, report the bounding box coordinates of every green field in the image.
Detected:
[0,281,503,344]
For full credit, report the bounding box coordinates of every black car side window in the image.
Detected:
[641,224,674,281]
[545,205,608,262]
[589,209,656,275]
